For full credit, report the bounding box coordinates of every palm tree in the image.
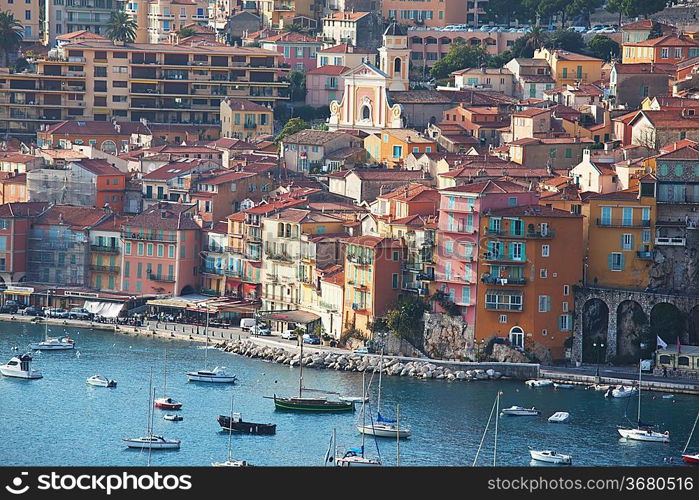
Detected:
[106,11,137,43]
[178,27,196,39]
[282,24,308,34]
[0,11,23,68]
[525,25,548,52]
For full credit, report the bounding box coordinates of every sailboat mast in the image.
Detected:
[227,395,234,462]
[493,392,499,466]
[361,371,366,457]
[204,309,209,370]
[298,332,304,398]
[683,411,699,454]
[377,353,383,414]
[396,404,400,467]
[637,361,642,424]
[163,350,168,396]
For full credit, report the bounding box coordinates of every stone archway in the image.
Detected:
[651,302,686,347]
[616,300,649,363]
[582,298,609,363]
[689,305,699,345]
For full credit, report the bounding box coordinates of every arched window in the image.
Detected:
[101,140,117,154]
[394,57,402,75]
[509,326,524,348]
[362,105,371,121]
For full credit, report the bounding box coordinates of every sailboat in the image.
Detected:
[336,372,381,466]
[357,353,411,438]
[123,372,181,450]
[212,395,249,467]
[271,332,354,412]
[155,350,182,409]
[29,320,74,350]
[617,361,670,443]
[681,411,699,464]
[473,391,501,466]
[186,309,236,383]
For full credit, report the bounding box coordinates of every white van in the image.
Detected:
[240,318,257,331]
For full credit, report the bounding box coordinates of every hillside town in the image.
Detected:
[1,0,699,381]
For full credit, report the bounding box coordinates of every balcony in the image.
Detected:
[485,302,523,311]
[203,245,226,253]
[324,82,338,90]
[265,251,293,262]
[225,269,243,278]
[481,252,526,263]
[122,232,178,243]
[636,251,654,259]
[596,218,650,228]
[481,274,527,285]
[202,267,223,275]
[347,255,372,266]
[244,122,257,129]
[417,272,435,281]
[90,244,119,253]
[486,228,555,238]
[350,303,367,312]
[89,264,119,273]
[654,236,685,246]
[149,274,175,283]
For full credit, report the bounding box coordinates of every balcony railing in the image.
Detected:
[201,267,223,275]
[654,236,685,246]
[90,244,120,253]
[243,122,257,129]
[481,252,526,263]
[636,251,653,259]
[149,274,175,282]
[122,232,178,243]
[481,275,527,285]
[347,255,372,266]
[596,219,650,228]
[486,228,555,238]
[265,251,293,262]
[485,302,523,311]
[203,245,226,253]
[90,264,119,273]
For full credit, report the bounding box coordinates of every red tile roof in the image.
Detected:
[655,145,699,160]
[307,65,349,75]
[0,202,48,218]
[441,179,531,194]
[324,12,370,21]
[631,34,699,47]
[126,203,200,231]
[261,32,322,44]
[42,120,149,136]
[143,158,213,180]
[221,98,271,112]
[195,170,256,185]
[73,159,124,176]
[92,214,133,231]
[343,235,403,248]
[34,205,109,230]
[318,43,374,54]
[621,20,674,31]
[56,30,109,41]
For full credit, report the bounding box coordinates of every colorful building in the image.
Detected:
[120,203,202,296]
[364,129,437,168]
[220,98,274,141]
[533,48,604,86]
[260,31,323,72]
[89,214,130,292]
[476,205,583,360]
[621,34,699,64]
[0,202,48,287]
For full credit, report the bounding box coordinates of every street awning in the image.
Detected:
[84,301,124,318]
[261,310,320,325]
[147,299,190,309]
[3,290,32,296]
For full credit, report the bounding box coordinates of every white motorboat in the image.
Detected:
[86,374,117,388]
[335,449,382,467]
[123,435,181,449]
[29,336,75,350]
[186,366,237,383]
[617,362,670,443]
[553,383,574,390]
[0,353,42,379]
[163,414,183,422]
[609,385,637,398]
[212,459,248,467]
[525,379,553,387]
[339,395,368,403]
[618,428,670,443]
[529,449,572,465]
[548,411,571,423]
[501,406,540,417]
[589,384,610,391]
[357,419,412,438]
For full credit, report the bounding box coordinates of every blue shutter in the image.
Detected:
[620,253,625,270]
[608,254,613,270]
[630,235,634,250]
[508,243,513,260]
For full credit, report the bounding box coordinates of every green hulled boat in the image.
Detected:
[270,332,354,412]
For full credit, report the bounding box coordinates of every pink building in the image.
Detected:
[436,180,538,330]
[120,203,202,296]
[305,65,348,108]
[260,32,323,72]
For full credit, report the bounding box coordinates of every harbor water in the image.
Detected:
[1,322,697,466]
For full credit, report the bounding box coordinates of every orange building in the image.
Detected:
[440,105,509,146]
[382,0,470,28]
[0,173,28,204]
[80,160,128,214]
[622,34,699,64]
[373,182,440,223]
[120,203,202,296]
[0,202,48,286]
[36,121,150,153]
[364,129,437,168]
[476,205,583,360]
[342,236,405,337]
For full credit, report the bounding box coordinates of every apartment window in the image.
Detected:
[147,243,153,256]
[392,145,402,158]
[565,148,572,158]
[461,286,470,305]
[621,233,633,250]
[499,315,507,323]
[538,295,551,312]
[94,67,107,77]
[124,261,130,277]
[642,229,651,243]
[157,244,164,257]
[542,329,547,336]
[113,66,128,73]
[562,301,569,312]
[661,48,669,58]
[123,279,129,291]
[563,285,569,296]
[94,81,107,92]
[392,273,398,289]
[137,242,144,256]
[113,81,127,88]
[125,242,131,255]
[445,240,454,254]
[601,206,612,225]
[609,252,624,271]
[559,314,571,331]
[622,207,633,226]
[508,197,517,207]
[136,262,142,278]
[25,9,31,19]
[168,245,175,258]
[540,268,547,278]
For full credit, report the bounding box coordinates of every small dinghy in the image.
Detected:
[530,449,572,465]
[164,414,183,422]
[662,394,674,399]
[86,374,117,388]
[525,379,553,387]
[339,395,368,403]
[553,383,574,390]
[611,385,637,398]
[501,406,540,417]
[548,411,571,423]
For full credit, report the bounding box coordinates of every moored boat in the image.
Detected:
[501,406,540,417]
[213,395,250,467]
[681,411,699,464]
[553,383,574,390]
[163,414,183,422]
[618,428,670,443]
[548,411,571,423]
[86,374,117,388]
[154,397,182,410]
[123,435,181,449]
[0,353,42,379]
[529,449,572,465]
[186,366,237,383]
[217,413,276,435]
[29,336,75,350]
[608,385,637,398]
[335,448,381,467]
[525,379,553,387]
[273,395,354,412]
[683,453,699,464]
[357,412,411,438]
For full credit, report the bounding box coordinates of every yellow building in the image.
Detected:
[220,97,274,141]
[533,48,604,86]
[583,180,657,290]
[1,0,41,42]
[364,129,437,168]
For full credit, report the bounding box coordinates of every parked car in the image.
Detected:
[353,346,370,354]
[302,334,321,345]
[5,300,26,309]
[281,329,298,340]
[0,304,18,314]
[255,325,271,336]
[24,306,44,316]
[569,26,587,33]
[45,308,69,318]
[69,307,91,320]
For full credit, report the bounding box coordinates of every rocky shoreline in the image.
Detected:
[215,339,505,382]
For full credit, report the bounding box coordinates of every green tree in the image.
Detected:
[106,10,137,43]
[606,0,625,27]
[430,40,488,80]
[283,24,308,34]
[548,29,585,52]
[482,0,519,26]
[617,0,669,19]
[178,27,196,39]
[587,34,620,61]
[385,295,427,352]
[526,26,550,53]
[286,70,306,102]
[647,20,664,39]
[275,117,309,143]
[0,11,23,68]
[566,0,604,25]
[537,0,569,27]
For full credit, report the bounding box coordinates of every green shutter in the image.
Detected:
[629,235,634,249]
[620,253,625,270]
[620,234,625,249]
